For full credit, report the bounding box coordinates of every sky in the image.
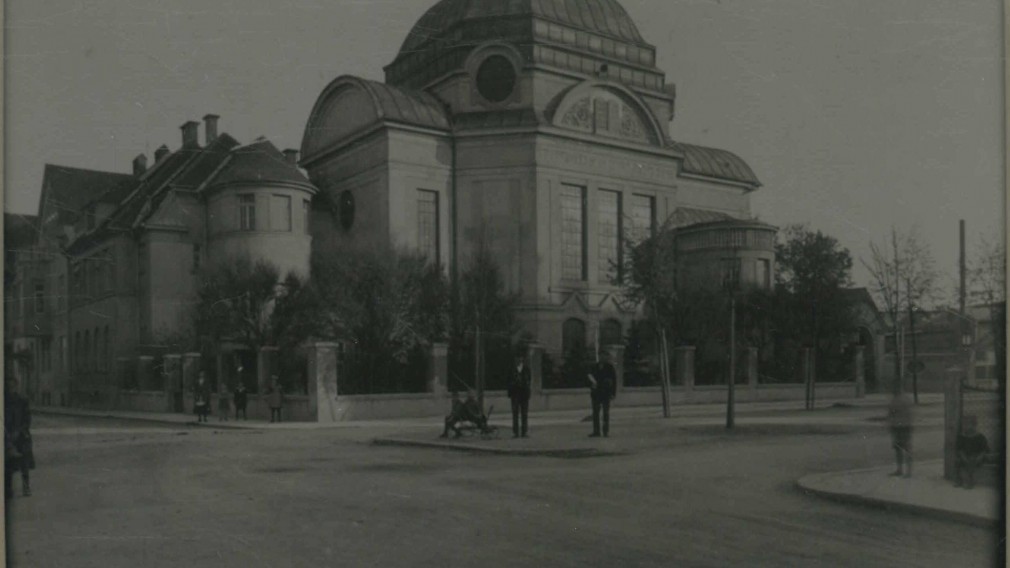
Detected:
[4,0,1005,294]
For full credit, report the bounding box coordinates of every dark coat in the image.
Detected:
[267,385,284,409]
[507,363,532,402]
[589,361,617,402]
[233,386,248,409]
[5,392,34,470]
[193,380,211,412]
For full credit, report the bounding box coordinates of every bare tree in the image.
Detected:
[863,227,939,402]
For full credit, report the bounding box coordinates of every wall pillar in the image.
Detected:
[309,342,339,423]
[744,346,759,390]
[675,346,695,391]
[182,352,201,393]
[604,344,625,395]
[527,343,544,394]
[428,342,449,396]
[257,346,278,393]
[164,354,182,413]
[853,345,866,398]
[943,367,964,480]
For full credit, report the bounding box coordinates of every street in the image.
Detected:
[7,402,998,567]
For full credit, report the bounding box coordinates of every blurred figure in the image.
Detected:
[233,378,248,420]
[887,388,914,478]
[5,377,34,497]
[217,384,230,422]
[955,415,990,489]
[267,375,284,423]
[507,354,532,438]
[194,372,211,423]
[587,351,617,438]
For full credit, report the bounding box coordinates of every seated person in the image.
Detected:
[441,390,489,438]
[955,415,991,489]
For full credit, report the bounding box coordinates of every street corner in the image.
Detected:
[796,461,999,527]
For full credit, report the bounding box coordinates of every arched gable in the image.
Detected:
[300,76,450,165]
[548,80,666,147]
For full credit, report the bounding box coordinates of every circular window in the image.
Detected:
[475,55,516,103]
[338,190,355,231]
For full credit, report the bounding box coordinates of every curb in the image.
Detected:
[795,475,997,528]
[35,408,264,431]
[372,437,619,458]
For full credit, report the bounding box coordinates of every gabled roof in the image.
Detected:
[38,164,134,223]
[3,213,39,250]
[671,142,761,187]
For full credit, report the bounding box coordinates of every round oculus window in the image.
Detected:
[338,190,355,231]
[475,55,516,103]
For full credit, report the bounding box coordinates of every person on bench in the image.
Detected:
[955,415,991,489]
[441,390,489,438]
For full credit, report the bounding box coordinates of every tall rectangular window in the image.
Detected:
[720,258,741,291]
[560,184,587,281]
[192,244,202,272]
[239,194,256,231]
[416,190,439,264]
[271,195,292,232]
[757,259,771,289]
[34,282,45,313]
[629,194,655,242]
[598,190,621,284]
[303,200,311,235]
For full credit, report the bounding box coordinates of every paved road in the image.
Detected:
[7,406,999,567]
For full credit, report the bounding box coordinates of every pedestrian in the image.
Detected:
[887,388,913,478]
[194,371,211,423]
[217,384,230,422]
[267,375,284,423]
[4,377,35,498]
[440,390,489,438]
[587,350,617,438]
[955,415,990,489]
[233,380,248,420]
[507,354,532,438]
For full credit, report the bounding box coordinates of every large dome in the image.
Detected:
[399,0,647,55]
[385,0,664,93]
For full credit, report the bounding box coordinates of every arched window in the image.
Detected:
[562,318,587,358]
[600,319,623,346]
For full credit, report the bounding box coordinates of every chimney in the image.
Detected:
[132,153,148,177]
[283,149,299,166]
[203,114,220,144]
[180,120,200,148]
[155,144,170,163]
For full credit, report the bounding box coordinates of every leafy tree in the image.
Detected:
[775,224,857,384]
[311,242,449,393]
[194,256,284,352]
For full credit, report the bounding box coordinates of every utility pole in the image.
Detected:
[959,219,966,315]
[727,294,736,429]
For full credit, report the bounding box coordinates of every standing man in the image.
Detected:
[887,387,914,478]
[587,351,617,437]
[193,372,211,423]
[507,354,532,438]
[267,375,285,423]
[955,415,991,489]
[5,377,34,497]
[233,373,248,421]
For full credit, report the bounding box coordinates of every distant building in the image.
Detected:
[301,0,775,360]
[5,117,315,405]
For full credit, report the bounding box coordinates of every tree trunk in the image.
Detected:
[659,328,672,418]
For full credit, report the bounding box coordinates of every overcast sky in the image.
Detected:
[5,0,1004,293]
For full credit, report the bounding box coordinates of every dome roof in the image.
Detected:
[386,0,664,93]
[398,0,647,56]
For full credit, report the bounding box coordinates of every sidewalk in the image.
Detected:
[797,460,1000,527]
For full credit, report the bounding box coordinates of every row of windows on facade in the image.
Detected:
[67,327,111,375]
[236,194,311,233]
[413,186,655,283]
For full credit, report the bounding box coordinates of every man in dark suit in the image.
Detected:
[507,354,532,438]
[5,377,34,498]
[587,351,617,437]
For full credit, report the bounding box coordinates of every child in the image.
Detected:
[218,385,230,422]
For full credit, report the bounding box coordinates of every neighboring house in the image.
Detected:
[8,117,316,406]
[880,309,977,393]
[967,302,1005,386]
[300,0,774,361]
